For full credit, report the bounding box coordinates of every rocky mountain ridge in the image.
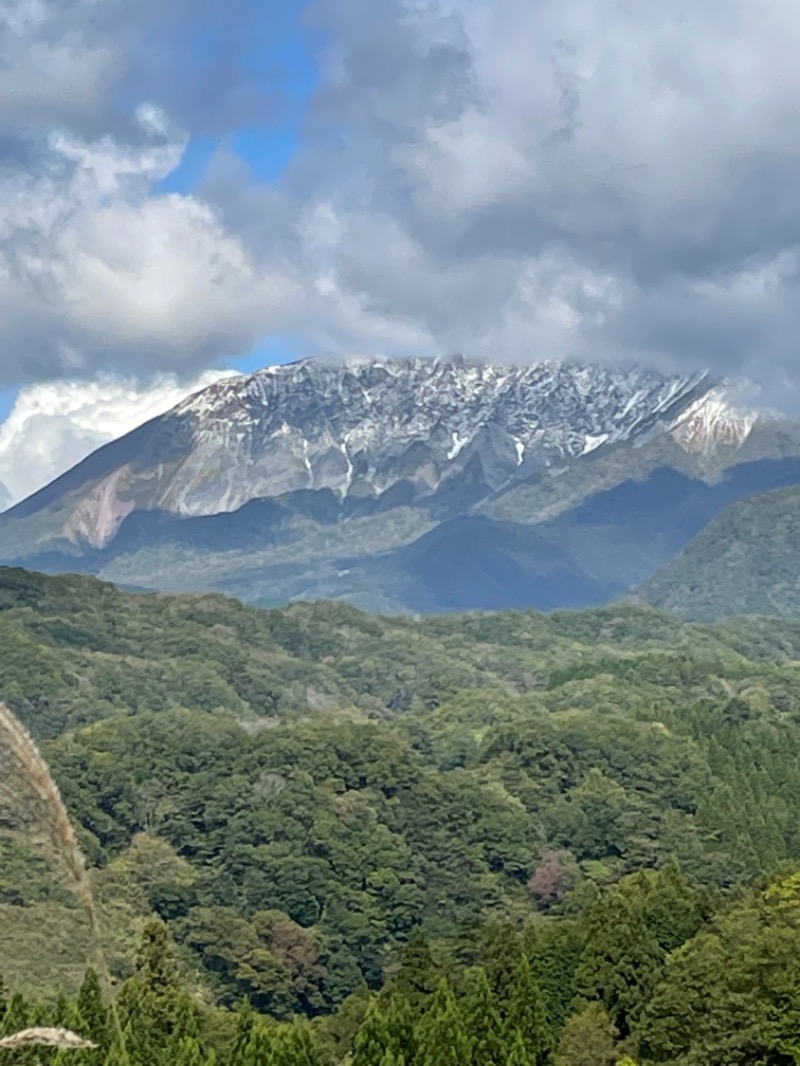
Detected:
[0,354,795,616]
[9,356,721,548]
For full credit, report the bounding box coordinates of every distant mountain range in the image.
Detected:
[1,354,799,616]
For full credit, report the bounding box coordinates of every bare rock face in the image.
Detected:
[5,355,720,551]
[5,354,797,617]
[169,356,713,510]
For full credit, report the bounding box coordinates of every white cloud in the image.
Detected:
[0,370,235,506]
[0,108,301,384]
[0,0,305,387]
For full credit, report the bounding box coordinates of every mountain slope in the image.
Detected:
[0,355,710,545]
[3,354,800,614]
[637,484,800,620]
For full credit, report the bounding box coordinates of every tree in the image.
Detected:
[76,966,109,1056]
[463,968,504,1066]
[528,851,580,911]
[0,991,30,1036]
[229,999,256,1066]
[554,1002,618,1066]
[0,992,31,1066]
[505,1029,535,1066]
[383,995,415,1062]
[576,892,662,1036]
[238,1024,277,1066]
[504,957,552,1066]
[391,932,439,1013]
[352,998,392,1066]
[639,871,800,1064]
[414,980,471,1066]
[524,922,584,1033]
[116,918,200,1066]
[270,1020,321,1065]
[173,1036,215,1066]
[479,920,523,1004]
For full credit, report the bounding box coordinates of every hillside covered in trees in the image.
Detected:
[5,566,800,1062]
[638,483,800,620]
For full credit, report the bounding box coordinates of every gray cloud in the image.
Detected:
[228,0,800,394]
[0,0,288,139]
[3,0,800,396]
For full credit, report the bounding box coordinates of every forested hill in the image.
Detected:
[638,483,800,620]
[6,566,800,1063]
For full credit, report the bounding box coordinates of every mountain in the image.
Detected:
[2,354,800,612]
[637,484,800,620]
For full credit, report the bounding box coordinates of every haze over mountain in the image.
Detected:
[0,353,798,615]
[636,484,800,620]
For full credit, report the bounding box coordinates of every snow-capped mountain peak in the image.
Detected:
[670,386,760,456]
[6,355,716,550]
[166,355,711,514]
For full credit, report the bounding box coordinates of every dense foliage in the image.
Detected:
[6,566,800,1061]
[639,483,800,619]
[6,869,800,1065]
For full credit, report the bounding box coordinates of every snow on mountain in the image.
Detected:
[4,355,715,552]
[670,387,759,456]
[161,355,711,514]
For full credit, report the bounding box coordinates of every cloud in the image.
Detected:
[0,0,300,387]
[0,370,235,506]
[232,0,800,392]
[0,0,283,139]
[0,105,301,385]
[3,0,800,399]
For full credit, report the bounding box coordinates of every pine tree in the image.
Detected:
[463,967,504,1066]
[172,1037,203,1066]
[0,992,32,1066]
[230,999,256,1066]
[480,920,523,1005]
[504,1029,534,1066]
[166,997,201,1063]
[378,1054,404,1066]
[239,1024,276,1066]
[414,979,471,1066]
[576,893,663,1036]
[76,966,110,1056]
[554,1002,618,1066]
[384,995,415,1063]
[352,994,414,1066]
[271,1020,321,1066]
[0,990,30,1036]
[523,923,584,1034]
[49,994,85,1066]
[353,997,392,1065]
[117,918,198,1066]
[392,931,439,1013]
[505,957,552,1066]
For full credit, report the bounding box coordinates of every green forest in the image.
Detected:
[5,565,800,1063]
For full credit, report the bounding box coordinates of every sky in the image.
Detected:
[2,0,800,504]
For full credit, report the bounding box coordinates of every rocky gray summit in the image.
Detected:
[0,354,796,614]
